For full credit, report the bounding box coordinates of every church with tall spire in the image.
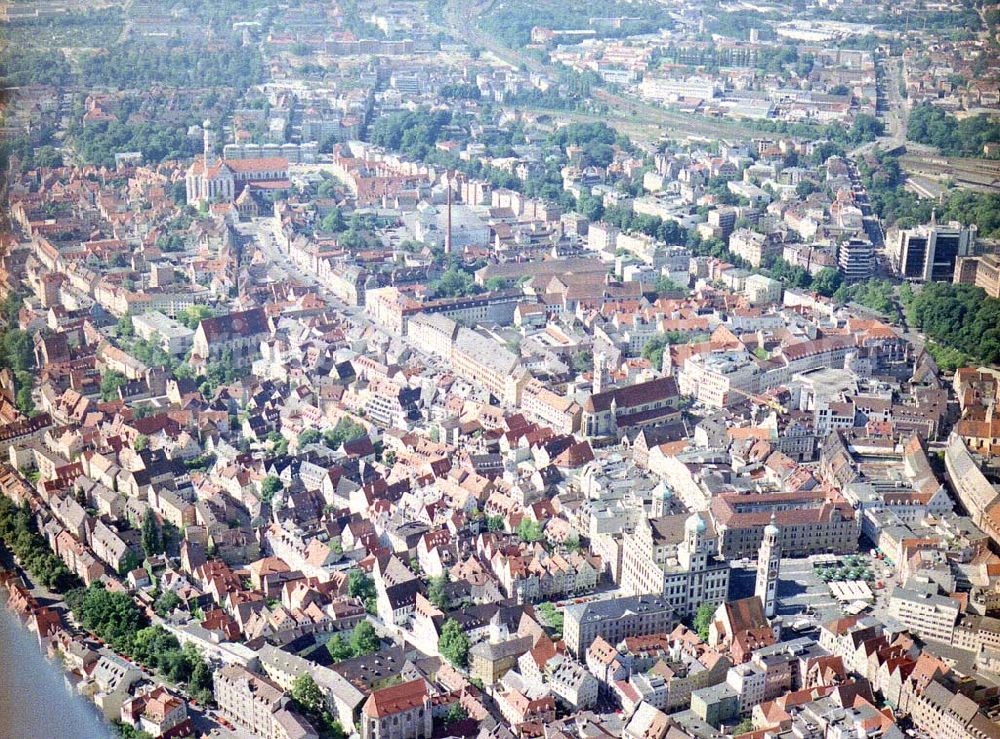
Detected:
[185,121,290,206]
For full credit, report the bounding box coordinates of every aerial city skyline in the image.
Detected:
[2,1,1000,738]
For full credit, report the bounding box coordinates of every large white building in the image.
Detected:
[406,313,458,359]
[581,376,681,438]
[729,229,778,268]
[520,377,581,434]
[562,594,677,657]
[401,201,489,250]
[744,274,782,306]
[131,311,194,356]
[639,75,718,102]
[620,512,731,619]
[191,307,270,368]
[678,351,762,408]
[888,587,961,643]
[185,156,289,206]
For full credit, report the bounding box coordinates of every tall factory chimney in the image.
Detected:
[444,172,453,255]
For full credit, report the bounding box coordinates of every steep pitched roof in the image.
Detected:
[362,678,428,718]
[198,307,269,344]
[583,376,679,413]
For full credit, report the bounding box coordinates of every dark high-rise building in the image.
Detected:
[895,220,977,281]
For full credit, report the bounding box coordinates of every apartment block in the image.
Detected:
[888,587,961,643]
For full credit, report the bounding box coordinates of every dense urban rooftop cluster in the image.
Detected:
[3,1,1000,739]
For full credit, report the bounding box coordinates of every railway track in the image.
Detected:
[442,0,767,144]
[899,154,1000,190]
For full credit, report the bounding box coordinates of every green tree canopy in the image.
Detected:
[116,315,134,338]
[693,602,715,641]
[517,518,544,542]
[445,703,468,724]
[177,305,216,330]
[765,257,811,289]
[291,673,325,715]
[642,336,668,371]
[0,498,79,592]
[100,370,128,402]
[349,570,377,614]
[655,276,688,295]
[141,510,162,557]
[430,267,481,299]
[427,573,450,610]
[571,351,593,374]
[1,329,35,373]
[289,671,344,738]
[72,582,145,652]
[349,620,379,657]
[439,618,470,668]
[906,282,1000,365]
[833,279,896,314]
[484,276,512,291]
[536,602,564,639]
[326,634,353,662]
[577,192,604,221]
[323,417,367,450]
[320,208,346,233]
[260,475,283,503]
[909,103,1000,158]
[154,590,182,617]
[299,429,322,446]
[811,268,842,298]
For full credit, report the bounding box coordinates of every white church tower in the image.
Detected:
[203,119,217,163]
[755,514,781,618]
[593,352,609,394]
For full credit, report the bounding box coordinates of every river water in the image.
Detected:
[0,600,113,739]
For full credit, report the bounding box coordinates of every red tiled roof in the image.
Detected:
[226,157,289,173]
[363,678,428,718]
[198,307,269,344]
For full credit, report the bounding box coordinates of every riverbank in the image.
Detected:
[0,560,113,739]
[0,539,225,739]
